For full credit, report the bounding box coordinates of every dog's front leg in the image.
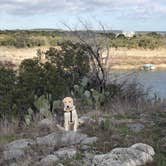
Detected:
[64,122,69,131]
[74,112,78,131]
[74,116,78,132]
[73,123,77,132]
[64,113,69,131]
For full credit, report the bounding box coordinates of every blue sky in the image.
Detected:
[0,0,166,31]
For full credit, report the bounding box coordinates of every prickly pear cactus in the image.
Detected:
[34,95,51,118]
[91,89,105,107]
[72,77,108,108]
[52,100,61,110]
[81,76,89,87]
[25,114,31,126]
[25,107,33,126]
[84,90,91,98]
[46,93,52,102]
[73,84,83,97]
[91,89,100,103]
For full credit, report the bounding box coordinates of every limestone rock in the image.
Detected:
[5,139,34,150]
[92,143,155,166]
[40,155,59,166]
[79,116,95,126]
[54,147,77,159]
[36,131,87,146]
[81,137,97,145]
[3,149,25,160]
[127,123,145,132]
[56,164,64,166]
[38,118,53,127]
[131,143,155,156]
[3,139,34,161]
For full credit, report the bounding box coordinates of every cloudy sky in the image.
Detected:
[0,0,166,31]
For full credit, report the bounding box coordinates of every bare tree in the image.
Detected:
[62,20,111,93]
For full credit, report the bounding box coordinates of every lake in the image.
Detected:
[109,70,166,99]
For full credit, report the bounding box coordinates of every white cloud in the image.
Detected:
[0,0,82,15]
[0,0,166,19]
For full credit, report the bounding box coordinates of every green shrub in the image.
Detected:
[0,67,17,118]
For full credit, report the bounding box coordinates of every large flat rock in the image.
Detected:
[36,131,88,146]
[92,143,155,166]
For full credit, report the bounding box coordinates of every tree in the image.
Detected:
[0,67,17,118]
[16,41,91,112]
[19,58,44,96]
[116,34,126,39]
[147,32,161,38]
[45,41,90,87]
[62,22,111,93]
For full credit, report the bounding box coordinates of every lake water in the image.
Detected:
[110,70,166,99]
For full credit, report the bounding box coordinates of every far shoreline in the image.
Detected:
[1,46,166,71]
[110,64,166,71]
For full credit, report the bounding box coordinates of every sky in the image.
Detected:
[0,0,166,31]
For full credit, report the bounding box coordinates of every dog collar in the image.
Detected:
[69,110,73,123]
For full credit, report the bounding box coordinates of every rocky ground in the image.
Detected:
[0,108,165,166]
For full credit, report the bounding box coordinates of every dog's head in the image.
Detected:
[63,97,74,112]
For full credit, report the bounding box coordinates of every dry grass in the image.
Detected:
[1,46,166,70]
[0,118,18,136]
[0,113,60,145]
[0,46,48,69]
[107,48,166,70]
[0,119,19,144]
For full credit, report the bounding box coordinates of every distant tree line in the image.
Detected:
[0,30,165,49]
[0,30,63,48]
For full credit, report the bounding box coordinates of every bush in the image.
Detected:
[0,67,17,118]
[109,34,163,49]
[0,41,92,121]
[0,40,159,123]
[0,30,165,49]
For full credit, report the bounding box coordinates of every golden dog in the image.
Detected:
[62,97,78,131]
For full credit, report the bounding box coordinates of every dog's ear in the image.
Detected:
[62,97,66,103]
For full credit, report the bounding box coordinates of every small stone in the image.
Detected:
[5,139,34,150]
[9,163,18,166]
[38,118,53,126]
[81,145,90,151]
[127,123,145,132]
[84,152,94,166]
[79,116,95,126]
[56,164,64,166]
[40,155,59,166]
[131,143,155,156]
[54,147,77,159]
[3,149,25,160]
[84,152,94,160]
[81,137,97,145]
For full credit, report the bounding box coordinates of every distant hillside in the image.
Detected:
[0,30,165,49]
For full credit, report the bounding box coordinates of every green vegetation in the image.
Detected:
[0,30,165,49]
[0,134,17,144]
[0,41,92,121]
[0,38,165,165]
[0,30,63,47]
[110,33,163,49]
